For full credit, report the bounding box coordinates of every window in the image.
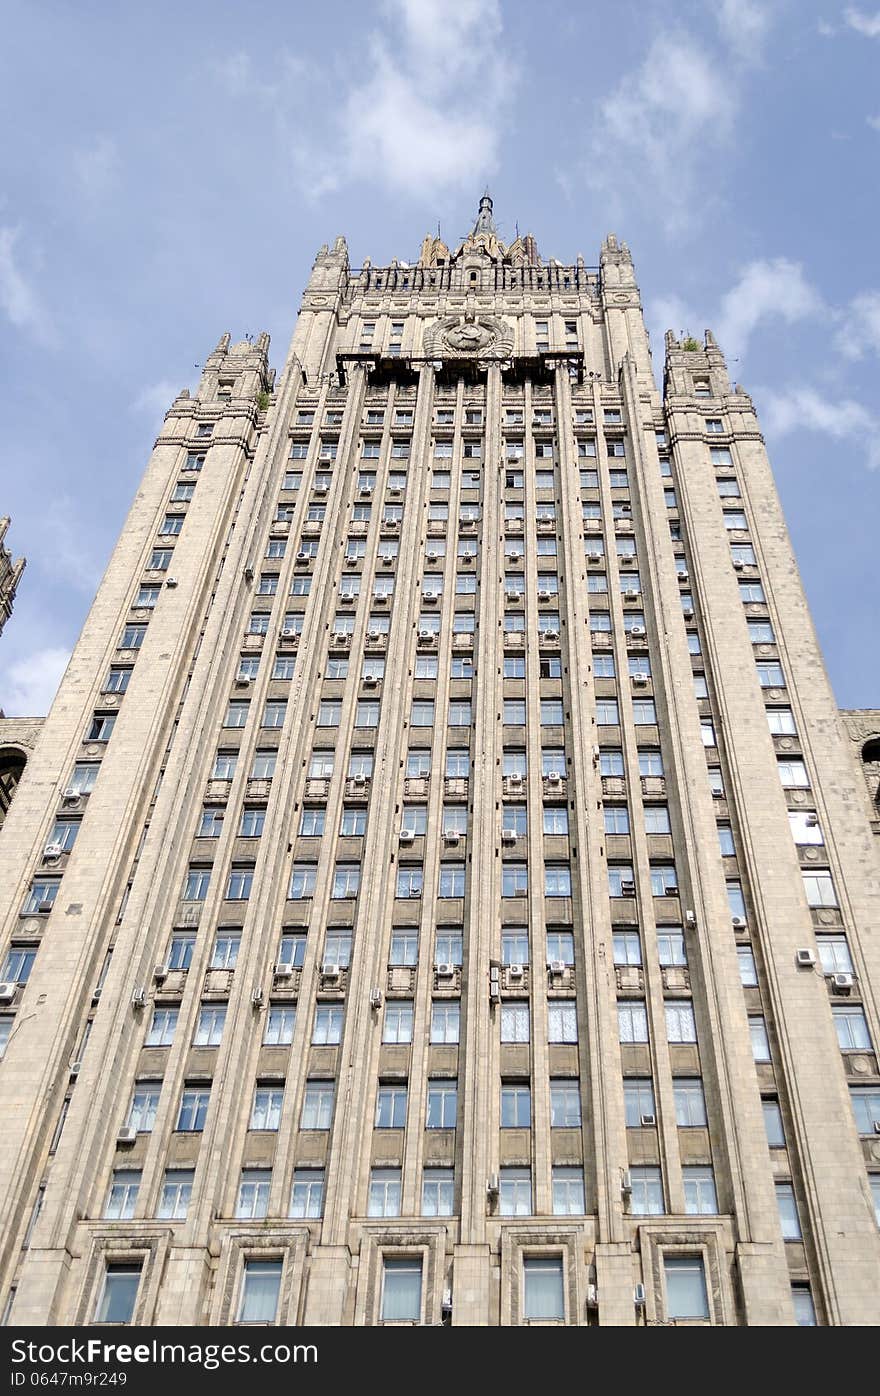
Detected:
[176,1085,211,1132]
[250,750,276,779]
[0,1017,11,1061]
[816,935,852,975]
[624,1078,655,1126]
[737,946,758,986]
[543,806,569,836]
[644,805,671,835]
[299,807,326,837]
[278,932,306,969]
[727,881,746,921]
[251,1086,284,1131]
[717,824,735,857]
[193,1003,225,1047]
[383,1000,413,1045]
[148,548,173,570]
[290,1170,324,1218]
[1,946,34,984]
[105,1170,140,1220]
[501,1002,530,1044]
[272,657,296,681]
[158,1169,193,1220]
[263,1004,296,1046]
[748,621,775,645]
[763,1099,785,1147]
[633,700,656,726]
[553,1167,586,1216]
[664,1257,709,1320]
[613,931,642,967]
[381,1257,421,1323]
[86,714,116,743]
[608,866,635,898]
[369,1168,401,1217]
[135,584,160,609]
[103,666,132,695]
[852,1087,880,1134]
[95,1264,141,1324]
[448,700,472,727]
[301,1081,334,1130]
[499,1168,531,1217]
[522,1257,564,1321]
[501,929,529,966]
[431,1000,460,1044]
[791,1286,817,1326]
[501,1083,530,1128]
[332,862,360,898]
[630,1167,664,1215]
[237,807,264,839]
[666,1001,697,1044]
[422,1168,454,1218]
[411,699,434,727]
[757,661,786,689]
[802,870,837,908]
[357,702,381,729]
[545,865,572,898]
[546,1079,581,1129]
[638,750,664,777]
[684,1166,718,1215]
[145,1007,177,1047]
[749,1016,771,1062]
[312,1003,345,1046]
[650,865,678,896]
[22,878,60,914]
[224,700,249,730]
[595,699,619,726]
[211,932,240,969]
[212,751,237,780]
[618,1001,648,1043]
[776,1182,802,1240]
[426,1080,457,1129]
[438,863,465,898]
[599,749,624,777]
[700,720,716,748]
[833,1006,872,1052]
[225,865,253,900]
[236,1169,271,1219]
[237,1260,282,1324]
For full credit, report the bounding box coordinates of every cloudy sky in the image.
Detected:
[0,0,878,713]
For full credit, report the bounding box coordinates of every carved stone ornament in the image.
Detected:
[424,314,514,360]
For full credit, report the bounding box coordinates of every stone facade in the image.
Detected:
[0,202,877,1328]
[0,517,24,638]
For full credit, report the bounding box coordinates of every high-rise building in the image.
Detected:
[0,517,24,639]
[0,199,877,1328]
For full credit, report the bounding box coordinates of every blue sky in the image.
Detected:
[0,0,878,713]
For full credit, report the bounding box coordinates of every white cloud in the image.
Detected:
[71,136,119,203]
[757,386,880,470]
[0,226,57,346]
[817,20,836,36]
[716,258,823,362]
[716,0,772,59]
[835,289,880,357]
[42,497,103,596]
[844,8,880,37]
[131,379,186,420]
[211,0,517,202]
[587,34,738,233]
[1,646,70,716]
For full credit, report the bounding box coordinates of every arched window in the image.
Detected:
[0,746,27,830]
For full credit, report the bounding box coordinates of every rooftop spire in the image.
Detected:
[473,192,497,237]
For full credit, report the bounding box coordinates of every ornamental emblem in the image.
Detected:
[424,313,514,360]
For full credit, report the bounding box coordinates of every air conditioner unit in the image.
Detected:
[423,590,439,602]
[592,745,601,761]
[679,570,689,583]
[544,629,559,641]
[832,973,854,993]
[37,901,55,914]
[731,915,746,928]
[363,675,379,688]
[322,963,341,980]
[399,828,415,844]
[153,964,169,982]
[367,629,382,642]
[274,963,294,979]
[486,1174,499,1197]
[620,1170,632,1197]
[374,593,389,604]
[733,558,745,571]
[682,608,695,621]
[640,1113,657,1127]
[548,960,566,975]
[805,814,820,828]
[370,987,383,1010]
[588,551,602,564]
[131,987,146,1009]
[538,590,552,602]
[61,788,80,802]
[795,948,816,968]
[359,486,373,497]
[685,910,697,928]
[251,987,264,1008]
[281,627,296,638]
[444,831,461,846]
[235,676,251,688]
[547,772,562,785]
[505,590,522,603]
[0,983,17,1003]
[631,674,648,687]
[630,625,646,637]
[586,1282,599,1309]
[620,882,636,896]
[427,551,439,562]
[165,577,178,588]
[243,566,255,582]
[624,589,638,601]
[664,885,679,897]
[441,1289,453,1318]
[353,773,367,786]
[92,987,102,1005]
[43,843,64,859]
[436,963,455,977]
[340,593,355,604]
[633,1283,647,1308]
[69,1061,81,1077]
[418,629,434,641]
[501,828,518,844]
[873,1121,880,1136]
[315,484,329,495]
[117,1126,138,1145]
[508,963,524,980]
[509,551,522,562]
